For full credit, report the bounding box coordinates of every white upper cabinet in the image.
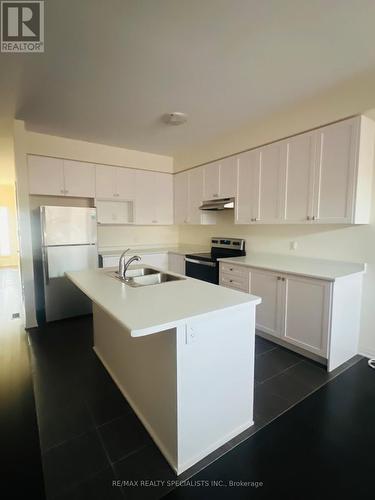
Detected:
[174,171,189,224]
[95,165,117,198]
[189,167,208,224]
[236,150,259,224]
[28,155,95,198]
[96,165,136,200]
[280,132,315,223]
[313,117,358,223]
[219,157,237,198]
[28,155,65,196]
[203,158,237,200]
[135,170,173,225]
[116,167,136,200]
[203,162,220,200]
[64,160,95,198]
[256,142,284,223]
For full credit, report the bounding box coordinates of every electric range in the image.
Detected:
[185,237,246,284]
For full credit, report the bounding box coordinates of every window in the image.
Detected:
[0,207,11,256]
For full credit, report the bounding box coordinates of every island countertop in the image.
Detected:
[66,267,261,337]
[218,253,366,281]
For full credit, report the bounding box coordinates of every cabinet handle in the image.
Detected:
[213,194,218,198]
[229,268,233,271]
[312,216,317,221]
[307,216,310,220]
[60,189,64,194]
[282,277,285,281]
[277,276,281,280]
[229,279,233,283]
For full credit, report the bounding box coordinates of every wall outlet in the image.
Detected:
[290,241,298,251]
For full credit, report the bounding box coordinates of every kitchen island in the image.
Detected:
[67,266,261,474]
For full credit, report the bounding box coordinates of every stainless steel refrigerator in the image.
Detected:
[38,206,98,322]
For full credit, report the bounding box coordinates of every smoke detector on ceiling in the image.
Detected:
[163,112,188,125]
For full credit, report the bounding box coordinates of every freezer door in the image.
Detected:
[42,206,97,245]
[44,244,98,279]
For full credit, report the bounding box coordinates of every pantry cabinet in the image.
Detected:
[28,156,95,198]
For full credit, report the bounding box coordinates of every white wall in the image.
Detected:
[14,120,174,327]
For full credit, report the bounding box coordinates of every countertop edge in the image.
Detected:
[217,256,366,281]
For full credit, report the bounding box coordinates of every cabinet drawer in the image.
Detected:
[220,263,248,278]
[220,272,249,292]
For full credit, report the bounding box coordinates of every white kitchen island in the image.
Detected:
[66,267,261,475]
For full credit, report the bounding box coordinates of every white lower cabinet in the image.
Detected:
[168,253,186,275]
[249,269,284,338]
[218,262,361,368]
[282,274,330,357]
[248,267,330,357]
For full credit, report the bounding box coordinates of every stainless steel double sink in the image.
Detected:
[107,267,185,287]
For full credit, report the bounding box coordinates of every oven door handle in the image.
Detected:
[185,258,216,267]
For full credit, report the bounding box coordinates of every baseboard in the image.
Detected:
[358,347,375,359]
[177,420,254,475]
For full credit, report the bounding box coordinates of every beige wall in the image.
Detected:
[97,225,178,250]
[0,184,18,267]
[176,72,375,358]
[25,127,173,173]
[174,68,375,171]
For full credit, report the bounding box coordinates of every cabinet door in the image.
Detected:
[313,118,358,223]
[174,171,189,224]
[188,167,205,224]
[168,254,185,275]
[203,162,220,200]
[28,155,64,195]
[281,133,315,222]
[116,167,136,200]
[63,160,95,198]
[155,173,173,224]
[96,200,133,224]
[236,150,260,224]
[256,142,284,222]
[249,268,284,338]
[96,165,117,199]
[219,157,237,198]
[135,170,156,224]
[282,275,330,357]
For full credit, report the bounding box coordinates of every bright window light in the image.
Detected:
[0,207,11,256]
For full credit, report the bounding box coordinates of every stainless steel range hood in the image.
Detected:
[199,198,235,211]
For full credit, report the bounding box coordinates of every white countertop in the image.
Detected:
[98,245,209,257]
[67,266,261,337]
[218,253,366,281]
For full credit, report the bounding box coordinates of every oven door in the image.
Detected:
[185,258,218,284]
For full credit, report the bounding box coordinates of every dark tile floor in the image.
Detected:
[28,315,362,499]
[165,358,375,499]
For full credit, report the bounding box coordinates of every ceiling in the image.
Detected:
[1,0,375,158]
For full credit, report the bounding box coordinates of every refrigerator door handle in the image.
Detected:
[42,247,50,284]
